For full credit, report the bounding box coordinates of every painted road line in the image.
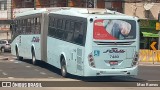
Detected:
[35,69,39,71]
[48,77,55,79]
[14,61,22,63]
[7,77,15,79]
[26,66,31,68]
[2,72,8,76]
[40,72,47,75]
[139,64,160,66]
[9,59,15,61]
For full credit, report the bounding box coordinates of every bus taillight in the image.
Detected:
[88,53,96,68]
[132,52,139,66]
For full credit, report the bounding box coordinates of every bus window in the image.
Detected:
[94,19,136,40]
[74,22,83,45]
[27,19,31,34]
[65,20,70,31]
[57,19,63,29]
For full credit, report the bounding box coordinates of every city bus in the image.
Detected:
[11,8,139,77]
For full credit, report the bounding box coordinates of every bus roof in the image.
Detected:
[50,7,125,17]
[15,7,138,20]
[15,7,67,17]
[15,8,47,17]
[56,8,123,14]
[51,8,138,20]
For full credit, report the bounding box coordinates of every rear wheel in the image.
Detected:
[32,50,37,65]
[61,58,67,77]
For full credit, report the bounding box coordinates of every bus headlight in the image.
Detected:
[132,52,139,66]
[88,53,96,68]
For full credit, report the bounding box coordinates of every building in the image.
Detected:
[0,0,11,40]
[124,1,160,49]
[12,0,123,12]
[11,0,160,49]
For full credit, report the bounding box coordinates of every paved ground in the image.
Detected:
[0,52,160,89]
[0,53,160,81]
[0,52,63,79]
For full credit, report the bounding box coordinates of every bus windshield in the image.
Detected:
[93,19,136,40]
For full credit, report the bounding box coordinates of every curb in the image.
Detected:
[139,62,160,66]
[0,57,9,60]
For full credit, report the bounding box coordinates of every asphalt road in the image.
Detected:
[0,52,160,89]
[0,53,62,79]
[0,52,160,81]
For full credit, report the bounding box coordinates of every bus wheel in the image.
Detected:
[15,47,23,60]
[32,50,37,65]
[61,58,67,77]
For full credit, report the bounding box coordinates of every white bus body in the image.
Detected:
[11,8,139,77]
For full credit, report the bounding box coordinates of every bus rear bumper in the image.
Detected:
[84,65,138,76]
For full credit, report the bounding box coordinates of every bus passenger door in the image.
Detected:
[76,48,83,75]
[71,48,83,75]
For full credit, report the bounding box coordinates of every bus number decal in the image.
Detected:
[110,55,119,58]
[31,37,40,42]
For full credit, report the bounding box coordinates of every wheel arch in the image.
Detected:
[15,43,19,53]
[60,52,67,65]
[31,44,36,54]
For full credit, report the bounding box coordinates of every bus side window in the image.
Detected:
[36,17,41,34]
[24,19,27,34]
[27,19,31,34]
[74,22,83,45]
[65,20,73,41]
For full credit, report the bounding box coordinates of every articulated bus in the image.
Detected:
[11,8,139,77]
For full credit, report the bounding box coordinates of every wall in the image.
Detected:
[0,32,11,40]
[0,10,7,19]
[12,0,33,8]
[124,3,160,19]
[0,0,11,40]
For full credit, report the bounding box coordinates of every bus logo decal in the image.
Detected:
[94,50,100,56]
[31,37,40,42]
[103,48,125,53]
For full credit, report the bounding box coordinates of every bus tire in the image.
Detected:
[61,57,67,77]
[32,50,37,65]
[15,47,23,61]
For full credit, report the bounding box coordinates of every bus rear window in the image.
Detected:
[93,19,136,40]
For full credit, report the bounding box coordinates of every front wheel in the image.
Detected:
[16,47,23,60]
[61,58,67,77]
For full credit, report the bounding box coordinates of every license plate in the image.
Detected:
[109,61,118,65]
